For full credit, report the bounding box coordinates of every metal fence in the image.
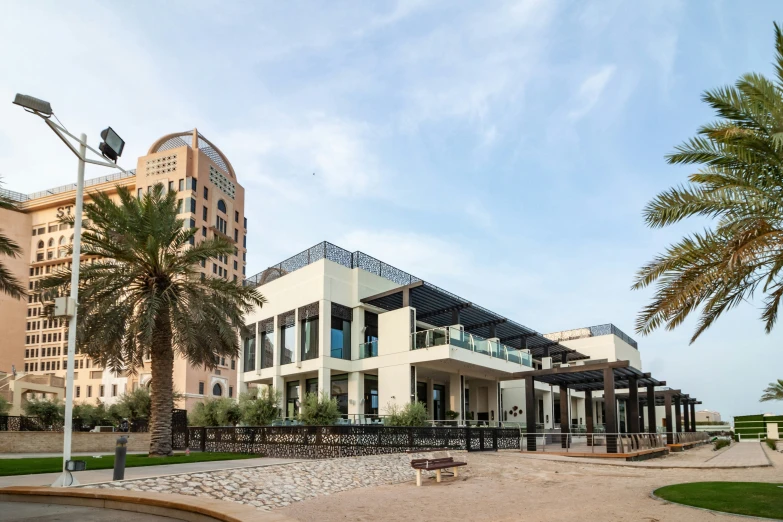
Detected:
[175,425,522,458]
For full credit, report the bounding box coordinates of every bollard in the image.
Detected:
[113,435,128,481]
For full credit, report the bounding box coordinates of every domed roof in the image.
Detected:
[147,129,235,178]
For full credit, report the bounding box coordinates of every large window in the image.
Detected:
[286,381,299,419]
[364,311,379,342]
[243,330,256,371]
[330,316,351,360]
[280,324,294,365]
[301,317,319,361]
[213,383,222,397]
[364,375,379,415]
[306,377,318,396]
[260,329,274,369]
[217,199,227,213]
[331,375,349,416]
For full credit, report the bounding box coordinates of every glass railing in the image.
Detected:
[412,326,532,367]
[357,340,378,359]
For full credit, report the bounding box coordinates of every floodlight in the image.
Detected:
[99,126,125,162]
[13,94,52,117]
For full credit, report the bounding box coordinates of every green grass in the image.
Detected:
[0,452,260,476]
[655,482,783,520]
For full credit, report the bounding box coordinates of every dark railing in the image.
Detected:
[244,241,421,289]
[0,415,73,432]
[175,425,522,458]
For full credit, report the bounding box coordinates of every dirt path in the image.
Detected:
[281,445,783,521]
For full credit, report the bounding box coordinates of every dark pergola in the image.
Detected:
[361,281,588,362]
[615,390,701,443]
[511,360,666,453]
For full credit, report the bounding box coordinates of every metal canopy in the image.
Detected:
[361,281,588,361]
[510,360,665,391]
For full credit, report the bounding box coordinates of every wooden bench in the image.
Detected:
[410,457,467,487]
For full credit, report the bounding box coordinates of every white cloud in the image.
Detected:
[568,65,617,121]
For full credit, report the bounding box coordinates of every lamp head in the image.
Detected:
[13,93,52,117]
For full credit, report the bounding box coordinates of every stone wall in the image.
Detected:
[0,432,150,453]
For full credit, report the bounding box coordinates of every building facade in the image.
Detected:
[1,129,246,410]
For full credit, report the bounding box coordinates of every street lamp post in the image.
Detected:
[13,94,126,487]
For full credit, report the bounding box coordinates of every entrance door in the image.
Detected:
[286,381,300,419]
[433,384,446,421]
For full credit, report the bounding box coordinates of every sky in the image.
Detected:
[1,0,781,421]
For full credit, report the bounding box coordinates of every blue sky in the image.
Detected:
[1,0,781,420]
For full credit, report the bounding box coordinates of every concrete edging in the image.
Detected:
[0,486,295,522]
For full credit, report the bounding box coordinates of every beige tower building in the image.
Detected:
[0,129,247,410]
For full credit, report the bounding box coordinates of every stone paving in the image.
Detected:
[84,454,419,512]
[704,441,770,467]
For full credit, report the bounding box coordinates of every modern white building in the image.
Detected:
[239,242,699,435]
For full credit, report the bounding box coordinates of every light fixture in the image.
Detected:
[99,126,125,162]
[12,94,52,117]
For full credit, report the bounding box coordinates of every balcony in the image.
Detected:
[357,340,378,359]
[411,326,532,367]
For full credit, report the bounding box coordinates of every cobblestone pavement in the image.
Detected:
[84,454,418,511]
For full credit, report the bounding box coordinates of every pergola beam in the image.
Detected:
[463,318,507,331]
[416,302,472,320]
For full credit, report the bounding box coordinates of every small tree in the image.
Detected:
[384,401,429,427]
[72,401,109,428]
[23,398,64,426]
[113,387,151,421]
[298,392,340,426]
[239,387,282,426]
[0,396,10,415]
[189,397,241,426]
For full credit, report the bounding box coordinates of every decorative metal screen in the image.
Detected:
[298,302,319,320]
[259,317,274,333]
[278,310,295,327]
[331,303,353,321]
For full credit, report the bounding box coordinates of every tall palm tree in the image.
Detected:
[0,178,26,299]
[40,184,265,456]
[633,22,783,343]
[760,379,783,402]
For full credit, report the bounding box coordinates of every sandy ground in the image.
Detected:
[281,445,783,522]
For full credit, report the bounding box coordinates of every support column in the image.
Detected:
[559,386,570,448]
[449,373,462,423]
[525,376,536,451]
[627,376,639,433]
[603,368,617,453]
[647,384,657,434]
[690,402,697,432]
[318,367,331,397]
[347,372,363,417]
[639,403,645,433]
[674,396,682,435]
[585,390,594,446]
[683,399,691,433]
[664,393,673,444]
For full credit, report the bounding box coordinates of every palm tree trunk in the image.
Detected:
[149,307,174,456]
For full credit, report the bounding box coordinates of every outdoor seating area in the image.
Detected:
[410,451,467,486]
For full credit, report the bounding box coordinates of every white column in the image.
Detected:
[318,299,330,361]
[348,372,363,418]
[449,373,461,423]
[351,307,364,361]
[543,388,554,428]
[318,367,331,397]
[294,308,301,368]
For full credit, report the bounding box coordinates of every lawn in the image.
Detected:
[0,452,260,476]
[655,482,783,520]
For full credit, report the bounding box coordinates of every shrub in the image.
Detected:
[298,392,340,426]
[239,387,282,426]
[765,439,778,451]
[72,401,110,427]
[713,439,730,450]
[0,396,10,415]
[23,398,64,426]
[189,397,241,426]
[384,401,429,427]
[445,409,459,420]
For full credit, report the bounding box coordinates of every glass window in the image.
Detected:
[286,381,300,419]
[217,200,227,214]
[204,187,208,199]
[331,376,348,415]
[177,199,183,214]
[190,198,196,213]
[212,383,222,396]
[243,331,256,371]
[260,330,274,368]
[168,181,174,192]
[235,210,239,222]
[189,218,196,229]
[300,317,318,361]
[280,324,294,365]
[137,188,143,198]
[203,206,208,220]
[178,179,184,191]
[198,382,204,395]
[364,311,379,343]
[229,386,233,398]
[306,377,318,396]
[330,316,351,360]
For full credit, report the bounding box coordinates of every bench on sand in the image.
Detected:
[410,455,467,487]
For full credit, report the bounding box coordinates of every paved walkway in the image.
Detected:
[0,457,302,488]
[518,441,770,469]
[0,501,177,521]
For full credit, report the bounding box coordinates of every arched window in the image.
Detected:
[48,238,54,247]
[37,240,44,249]
[58,236,65,246]
[212,383,222,396]
[69,235,74,243]
[217,200,227,214]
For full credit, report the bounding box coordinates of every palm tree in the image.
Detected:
[633,22,783,343]
[40,184,265,456]
[760,379,783,402]
[0,178,26,299]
